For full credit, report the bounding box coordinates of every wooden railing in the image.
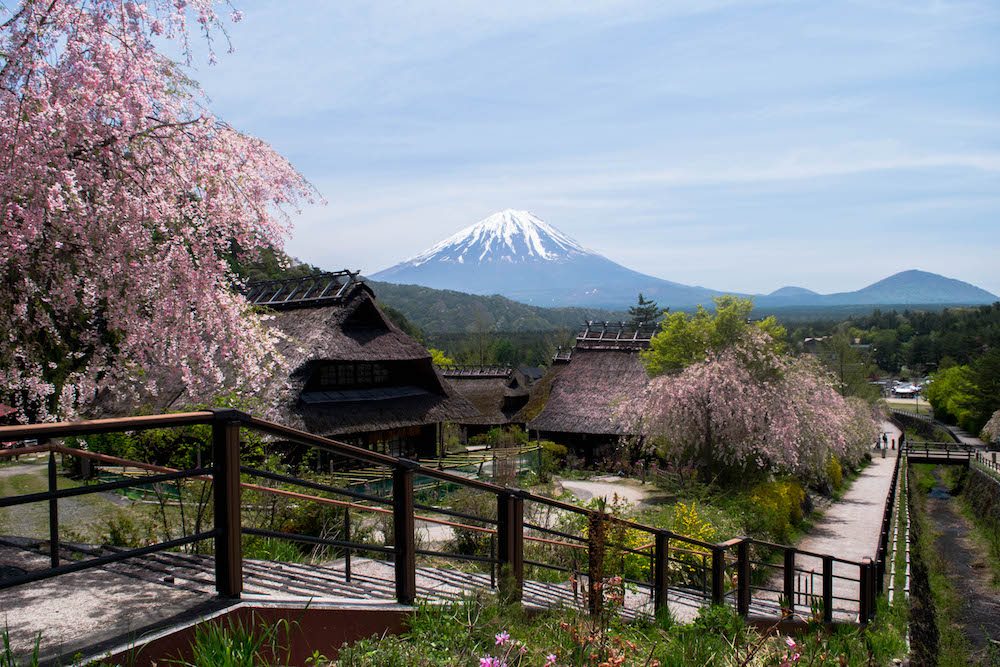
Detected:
[0,410,882,623]
[903,442,977,464]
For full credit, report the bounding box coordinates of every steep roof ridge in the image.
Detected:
[244,270,363,310]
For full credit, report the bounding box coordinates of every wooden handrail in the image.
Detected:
[0,411,215,440]
[0,410,890,623]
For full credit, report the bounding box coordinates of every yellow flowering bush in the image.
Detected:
[748,481,806,542]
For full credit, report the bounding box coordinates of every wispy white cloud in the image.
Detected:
[189,0,1000,296]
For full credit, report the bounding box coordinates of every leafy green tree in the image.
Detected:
[628,293,662,328]
[817,330,880,401]
[925,365,978,429]
[381,304,425,342]
[642,296,786,375]
[429,348,455,366]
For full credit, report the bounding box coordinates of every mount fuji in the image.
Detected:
[371,209,724,308]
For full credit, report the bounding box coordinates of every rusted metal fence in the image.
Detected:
[0,409,886,623]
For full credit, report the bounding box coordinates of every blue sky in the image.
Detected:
[190,1,1000,296]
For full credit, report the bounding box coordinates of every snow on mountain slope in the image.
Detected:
[370,210,998,310]
[372,209,722,308]
[407,209,587,266]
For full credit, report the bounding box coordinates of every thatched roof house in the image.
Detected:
[527,322,656,454]
[252,272,479,457]
[438,366,531,434]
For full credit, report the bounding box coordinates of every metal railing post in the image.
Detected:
[344,506,352,582]
[653,532,669,614]
[212,415,243,599]
[711,545,726,605]
[822,556,833,623]
[497,490,524,602]
[392,462,417,605]
[783,548,795,615]
[859,558,872,624]
[48,451,59,568]
[737,539,750,616]
[588,513,605,615]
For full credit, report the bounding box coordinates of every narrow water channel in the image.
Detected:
[919,465,1000,662]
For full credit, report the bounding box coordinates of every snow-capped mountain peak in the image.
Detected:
[407,209,588,267]
[371,209,724,308]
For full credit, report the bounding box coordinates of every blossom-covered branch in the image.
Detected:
[0,1,315,419]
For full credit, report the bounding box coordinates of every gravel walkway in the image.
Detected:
[557,476,657,506]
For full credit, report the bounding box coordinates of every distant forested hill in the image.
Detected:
[367,280,624,334]
[232,251,624,334]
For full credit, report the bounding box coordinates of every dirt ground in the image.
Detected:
[555,475,663,506]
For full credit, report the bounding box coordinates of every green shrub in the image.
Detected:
[826,456,844,491]
[747,480,806,542]
[468,427,529,449]
[447,488,496,558]
[537,440,567,482]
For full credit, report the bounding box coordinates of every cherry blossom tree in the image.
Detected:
[630,303,878,481]
[0,1,313,420]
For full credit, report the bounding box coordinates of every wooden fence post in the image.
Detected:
[737,539,750,616]
[783,548,796,616]
[711,545,725,605]
[393,463,417,605]
[48,451,59,568]
[822,556,833,623]
[588,513,605,615]
[653,532,669,614]
[497,491,524,602]
[212,416,242,599]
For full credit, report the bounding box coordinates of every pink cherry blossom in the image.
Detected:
[626,329,877,480]
[0,1,314,420]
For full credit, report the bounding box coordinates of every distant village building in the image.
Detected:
[802,337,827,354]
[247,271,479,459]
[437,366,531,437]
[527,321,655,460]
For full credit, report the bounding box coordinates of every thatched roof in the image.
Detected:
[270,284,430,367]
[262,278,480,436]
[245,271,361,310]
[512,365,563,424]
[527,346,650,436]
[576,321,657,348]
[438,366,532,425]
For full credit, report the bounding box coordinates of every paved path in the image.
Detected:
[798,420,899,564]
[944,424,985,447]
[765,421,900,620]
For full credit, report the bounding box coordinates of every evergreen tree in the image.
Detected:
[628,293,662,328]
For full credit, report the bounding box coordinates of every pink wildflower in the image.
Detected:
[495,631,510,646]
[546,654,558,665]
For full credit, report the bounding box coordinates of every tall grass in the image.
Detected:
[0,626,40,667]
[167,613,298,667]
